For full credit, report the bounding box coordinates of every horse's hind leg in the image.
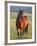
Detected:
[25,24,28,33]
[26,24,28,32]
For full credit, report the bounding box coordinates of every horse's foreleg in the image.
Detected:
[17,31,19,37]
[20,29,23,38]
[17,29,20,38]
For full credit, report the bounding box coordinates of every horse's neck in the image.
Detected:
[17,14,20,21]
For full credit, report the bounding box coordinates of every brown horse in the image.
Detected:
[16,10,29,37]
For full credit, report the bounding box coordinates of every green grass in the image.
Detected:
[10,12,32,40]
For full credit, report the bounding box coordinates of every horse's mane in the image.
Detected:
[16,10,24,28]
[16,10,23,23]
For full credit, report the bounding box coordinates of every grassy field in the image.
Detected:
[10,12,32,40]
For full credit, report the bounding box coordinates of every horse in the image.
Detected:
[16,10,29,37]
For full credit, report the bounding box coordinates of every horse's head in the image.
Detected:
[19,10,23,16]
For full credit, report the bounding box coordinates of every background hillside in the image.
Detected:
[10,6,32,13]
